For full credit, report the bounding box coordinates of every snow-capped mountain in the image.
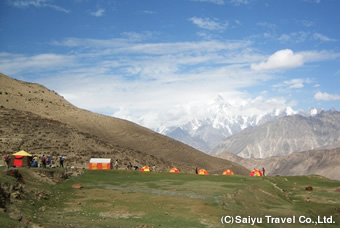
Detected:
[212,110,340,158]
[157,95,323,153]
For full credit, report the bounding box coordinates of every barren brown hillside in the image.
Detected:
[0,73,249,174]
[0,108,174,170]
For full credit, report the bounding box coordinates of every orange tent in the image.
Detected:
[198,169,208,175]
[222,169,234,175]
[250,169,263,176]
[88,158,112,170]
[170,168,179,173]
[140,166,151,172]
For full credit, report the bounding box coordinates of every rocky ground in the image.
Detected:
[0,167,82,226]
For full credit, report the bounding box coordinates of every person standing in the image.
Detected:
[128,162,133,170]
[4,155,10,168]
[47,155,51,167]
[262,167,266,176]
[42,155,47,168]
[59,156,64,168]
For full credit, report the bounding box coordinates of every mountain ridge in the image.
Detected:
[159,94,326,153]
[217,147,340,181]
[211,111,340,158]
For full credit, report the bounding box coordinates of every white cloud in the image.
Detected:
[299,50,340,62]
[0,52,75,75]
[251,49,304,71]
[314,92,340,101]
[90,8,105,17]
[189,17,228,31]
[9,0,71,13]
[257,22,277,30]
[304,0,321,3]
[278,31,309,43]
[143,10,156,14]
[273,78,313,89]
[191,0,225,5]
[2,34,339,129]
[229,0,251,5]
[300,20,314,27]
[312,33,336,42]
[9,38,264,129]
[277,31,335,43]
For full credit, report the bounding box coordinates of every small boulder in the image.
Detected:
[72,184,83,189]
[305,186,313,191]
[335,187,340,193]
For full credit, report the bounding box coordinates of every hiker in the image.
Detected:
[134,165,139,171]
[59,156,64,168]
[114,159,119,170]
[195,167,198,174]
[31,158,38,167]
[4,155,10,168]
[262,167,265,176]
[152,165,156,172]
[42,155,47,168]
[47,155,51,167]
[127,162,133,170]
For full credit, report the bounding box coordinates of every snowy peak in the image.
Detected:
[159,95,307,153]
[212,111,340,158]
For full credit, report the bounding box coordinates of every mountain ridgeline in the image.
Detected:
[160,95,322,153]
[217,147,340,181]
[211,111,340,158]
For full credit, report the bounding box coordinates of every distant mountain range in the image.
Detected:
[211,111,340,158]
[217,147,340,181]
[158,95,329,154]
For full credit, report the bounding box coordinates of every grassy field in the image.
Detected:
[1,169,340,227]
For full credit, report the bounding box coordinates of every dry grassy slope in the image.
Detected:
[217,147,340,180]
[0,74,249,174]
[0,108,175,170]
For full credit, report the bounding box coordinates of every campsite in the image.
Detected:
[1,0,340,226]
[1,166,340,227]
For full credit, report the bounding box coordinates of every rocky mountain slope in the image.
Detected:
[160,95,322,153]
[0,73,249,174]
[0,108,172,170]
[217,147,340,181]
[211,112,340,158]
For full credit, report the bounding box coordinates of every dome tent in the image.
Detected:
[170,168,179,173]
[198,169,208,175]
[250,169,263,176]
[222,169,234,175]
[140,166,151,172]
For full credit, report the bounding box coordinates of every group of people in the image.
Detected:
[3,154,66,168]
[34,155,65,168]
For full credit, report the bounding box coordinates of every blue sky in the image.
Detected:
[1,0,340,129]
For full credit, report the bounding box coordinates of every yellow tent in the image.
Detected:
[170,168,180,173]
[140,166,151,172]
[222,169,234,175]
[198,169,208,175]
[12,150,32,156]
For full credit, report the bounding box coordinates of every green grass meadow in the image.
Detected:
[1,169,340,227]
